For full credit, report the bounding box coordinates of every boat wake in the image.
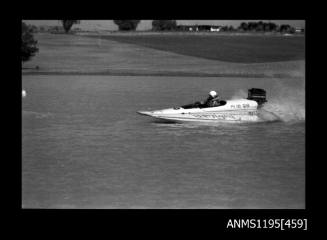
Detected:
[261,87,305,123]
[232,83,305,123]
[260,102,305,123]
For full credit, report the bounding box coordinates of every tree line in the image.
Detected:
[238,21,296,33]
[27,20,300,34]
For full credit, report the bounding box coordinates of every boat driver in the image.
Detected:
[204,90,220,107]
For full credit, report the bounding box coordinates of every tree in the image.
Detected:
[61,20,80,33]
[228,25,234,31]
[22,22,38,62]
[221,26,228,31]
[28,24,38,33]
[268,22,277,32]
[152,20,177,31]
[256,21,264,31]
[263,22,270,31]
[113,20,140,31]
[239,22,248,31]
[248,22,258,31]
[280,24,294,33]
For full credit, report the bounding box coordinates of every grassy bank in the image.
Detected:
[88,34,305,63]
[22,33,305,78]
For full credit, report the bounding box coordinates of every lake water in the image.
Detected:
[22,75,305,208]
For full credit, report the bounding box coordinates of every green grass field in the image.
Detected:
[22,33,305,78]
[93,34,305,63]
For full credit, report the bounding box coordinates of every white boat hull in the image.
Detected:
[138,99,262,123]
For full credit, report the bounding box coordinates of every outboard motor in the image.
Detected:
[247,88,267,106]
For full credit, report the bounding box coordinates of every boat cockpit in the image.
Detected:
[176,100,227,109]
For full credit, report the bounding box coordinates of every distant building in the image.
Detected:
[196,25,211,31]
[210,26,221,32]
[295,27,304,33]
[176,24,224,32]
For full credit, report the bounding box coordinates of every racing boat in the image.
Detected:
[137,88,267,122]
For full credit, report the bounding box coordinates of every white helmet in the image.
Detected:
[209,91,217,97]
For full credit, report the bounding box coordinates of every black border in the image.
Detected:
[15,5,315,233]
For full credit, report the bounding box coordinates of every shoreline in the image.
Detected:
[74,30,305,37]
[22,70,301,79]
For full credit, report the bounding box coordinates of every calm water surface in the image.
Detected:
[22,75,305,208]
